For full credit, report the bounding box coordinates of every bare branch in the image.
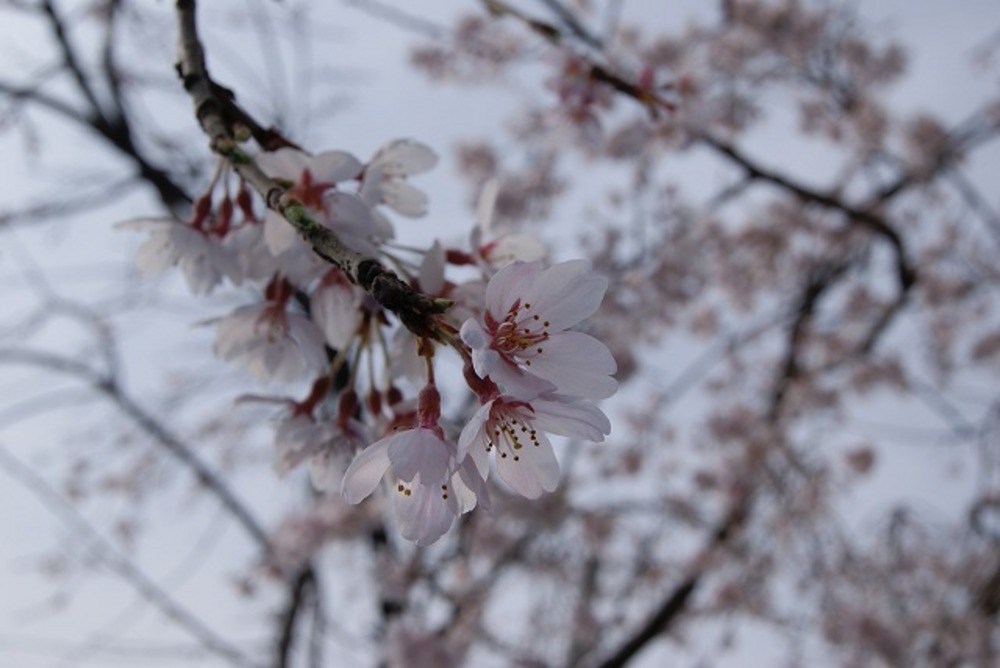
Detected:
[0,443,261,667]
[40,0,108,122]
[594,501,750,668]
[0,347,273,553]
[275,565,316,668]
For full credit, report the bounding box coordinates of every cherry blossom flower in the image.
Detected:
[471,178,546,268]
[458,393,610,498]
[341,386,488,545]
[213,282,327,382]
[341,425,487,545]
[119,217,240,294]
[241,381,370,493]
[360,139,438,217]
[273,414,370,493]
[257,148,363,202]
[460,259,618,400]
[258,147,381,273]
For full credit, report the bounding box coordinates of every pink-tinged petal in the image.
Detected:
[372,139,438,176]
[179,257,217,295]
[310,150,363,183]
[464,437,491,481]
[525,331,618,399]
[457,403,491,462]
[263,339,303,382]
[358,167,384,207]
[521,260,607,330]
[388,328,424,384]
[309,447,342,493]
[134,232,179,275]
[391,478,455,546]
[225,224,276,283]
[386,429,451,484]
[287,314,329,372]
[257,148,310,181]
[324,191,374,236]
[495,429,559,499]
[273,415,325,476]
[475,178,500,234]
[488,359,557,400]
[342,438,391,504]
[264,210,299,255]
[529,398,611,441]
[485,261,543,316]
[381,180,428,217]
[454,459,490,513]
[311,281,361,349]
[419,241,445,295]
[484,234,547,266]
[206,239,243,285]
[460,319,488,349]
[472,347,501,380]
[370,208,395,241]
[213,304,260,358]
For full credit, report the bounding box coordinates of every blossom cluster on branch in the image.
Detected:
[123,138,616,544]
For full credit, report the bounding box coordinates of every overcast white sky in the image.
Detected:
[0,1,998,666]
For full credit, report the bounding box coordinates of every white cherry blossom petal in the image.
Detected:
[381,180,429,217]
[485,260,543,317]
[387,428,451,484]
[455,458,491,512]
[372,139,438,176]
[521,260,607,331]
[311,280,361,349]
[310,150,363,183]
[487,358,557,399]
[484,234,547,266]
[461,319,489,349]
[342,438,392,504]
[391,475,456,546]
[495,428,559,499]
[419,240,446,295]
[257,147,310,181]
[530,397,611,441]
[458,403,491,462]
[525,330,618,399]
[264,210,300,255]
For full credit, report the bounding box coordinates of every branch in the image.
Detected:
[0,2,190,211]
[767,258,851,420]
[483,0,672,113]
[536,0,604,51]
[40,0,108,123]
[0,443,260,668]
[275,566,316,668]
[697,134,916,293]
[173,0,450,340]
[594,501,750,668]
[0,176,138,228]
[0,78,90,125]
[0,347,273,554]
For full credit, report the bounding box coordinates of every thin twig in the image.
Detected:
[0,443,261,668]
[593,500,750,668]
[0,347,273,553]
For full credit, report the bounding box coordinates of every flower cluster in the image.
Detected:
[122,138,616,545]
[342,259,616,543]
